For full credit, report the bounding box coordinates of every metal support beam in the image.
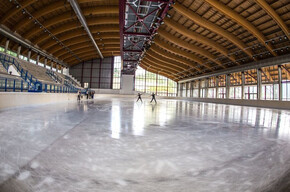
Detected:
[68,0,103,59]
[257,69,262,100]
[241,72,245,99]
[278,65,282,101]
[17,45,21,58]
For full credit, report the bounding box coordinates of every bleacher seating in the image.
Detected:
[16,58,57,84]
[0,52,80,92]
[0,63,7,74]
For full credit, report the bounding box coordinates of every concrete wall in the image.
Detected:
[120,75,134,95]
[0,92,77,109]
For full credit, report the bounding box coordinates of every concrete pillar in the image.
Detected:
[17,45,21,58]
[198,80,201,98]
[205,78,209,98]
[226,74,230,99]
[36,55,40,65]
[50,61,53,70]
[44,58,47,68]
[215,76,219,98]
[190,81,193,97]
[257,68,262,100]
[4,39,9,53]
[241,71,245,99]
[27,50,31,62]
[278,65,282,101]
[61,66,64,74]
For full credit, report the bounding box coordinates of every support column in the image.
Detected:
[190,81,193,97]
[4,39,9,53]
[205,78,209,98]
[215,76,219,98]
[241,71,245,99]
[56,64,59,72]
[278,65,282,101]
[226,74,230,99]
[198,80,201,98]
[257,68,262,100]
[17,45,21,58]
[36,54,40,65]
[61,66,64,74]
[27,50,31,62]
[50,61,53,70]
[44,58,47,68]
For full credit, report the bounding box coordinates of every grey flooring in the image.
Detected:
[0,96,290,192]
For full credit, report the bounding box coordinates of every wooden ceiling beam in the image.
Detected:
[150,44,201,72]
[23,16,118,40]
[65,51,120,63]
[141,59,183,78]
[56,44,120,59]
[34,24,119,46]
[164,18,236,62]
[1,0,118,24]
[139,63,178,81]
[158,29,225,69]
[60,48,120,61]
[68,53,119,66]
[14,5,118,32]
[204,0,277,56]
[173,2,255,59]
[146,50,189,72]
[154,37,212,70]
[254,0,289,39]
[47,38,120,56]
[144,55,187,75]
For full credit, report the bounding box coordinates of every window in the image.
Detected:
[113,56,121,89]
[135,66,177,96]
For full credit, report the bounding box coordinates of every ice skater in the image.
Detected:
[150,92,157,103]
[136,93,142,102]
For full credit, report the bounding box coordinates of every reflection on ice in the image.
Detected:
[0,97,289,192]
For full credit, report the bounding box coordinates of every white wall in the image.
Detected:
[0,92,77,109]
[8,65,20,76]
[120,75,134,95]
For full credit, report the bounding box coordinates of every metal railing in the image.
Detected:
[0,76,79,93]
[0,52,41,91]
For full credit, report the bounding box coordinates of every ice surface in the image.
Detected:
[0,96,290,192]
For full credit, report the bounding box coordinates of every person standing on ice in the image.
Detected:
[136,93,142,102]
[150,92,157,103]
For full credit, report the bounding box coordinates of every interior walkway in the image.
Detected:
[0,96,289,192]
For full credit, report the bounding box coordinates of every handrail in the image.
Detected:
[0,52,41,91]
[46,69,62,83]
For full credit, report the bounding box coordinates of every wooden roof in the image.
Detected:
[0,0,289,81]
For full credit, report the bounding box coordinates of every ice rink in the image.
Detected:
[0,96,290,192]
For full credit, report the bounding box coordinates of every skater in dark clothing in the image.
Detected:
[136,93,142,102]
[77,91,81,101]
[150,93,157,103]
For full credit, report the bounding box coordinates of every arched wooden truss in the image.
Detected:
[0,0,288,82]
